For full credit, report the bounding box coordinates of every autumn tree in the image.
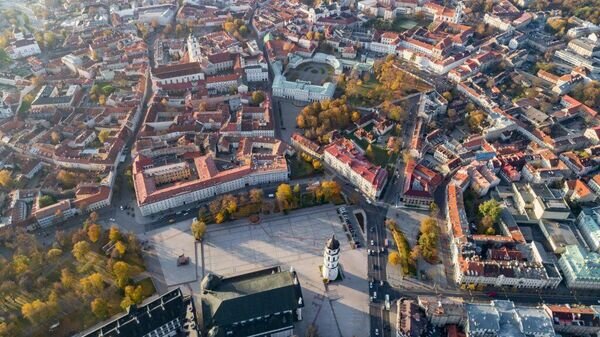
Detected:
[57,170,76,189]
[91,298,109,319]
[60,268,76,289]
[21,298,57,323]
[124,285,143,304]
[50,131,62,144]
[84,224,100,243]
[98,129,110,143]
[388,251,401,265]
[43,31,56,47]
[409,246,421,263]
[175,24,184,37]
[79,273,104,296]
[0,170,13,188]
[190,220,206,241]
[222,194,238,214]
[351,110,361,122]
[114,241,127,256]
[46,248,62,261]
[312,159,323,170]
[319,180,341,201]
[417,217,439,262]
[109,226,121,242]
[467,110,486,131]
[72,240,91,262]
[112,261,130,288]
[276,183,294,209]
[215,212,226,224]
[296,98,353,143]
[249,188,263,204]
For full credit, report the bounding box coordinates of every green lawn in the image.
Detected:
[289,156,315,179]
[346,134,397,167]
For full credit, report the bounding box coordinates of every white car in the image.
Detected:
[370,240,374,246]
[375,329,379,336]
[109,218,115,222]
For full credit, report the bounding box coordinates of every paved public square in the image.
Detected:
[146,220,199,287]
[202,206,370,337]
[275,97,304,141]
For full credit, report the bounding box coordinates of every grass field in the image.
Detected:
[347,134,398,167]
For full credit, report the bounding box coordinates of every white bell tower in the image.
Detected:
[322,234,340,281]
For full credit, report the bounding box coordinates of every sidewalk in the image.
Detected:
[204,203,338,233]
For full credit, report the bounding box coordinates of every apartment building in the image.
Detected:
[134,138,290,216]
[558,245,600,289]
[577,207,600,252]
[323,139,387,200]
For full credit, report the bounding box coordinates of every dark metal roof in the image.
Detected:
[76,288,192,337]
[201,266,304,337]
[326,234,340,250]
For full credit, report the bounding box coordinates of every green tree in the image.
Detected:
[191,220,206,241]
[38,195,56,208]
[251,91,265,104]
[0,49,11,66]
[478,199,501,222]
[43,31,56,47]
